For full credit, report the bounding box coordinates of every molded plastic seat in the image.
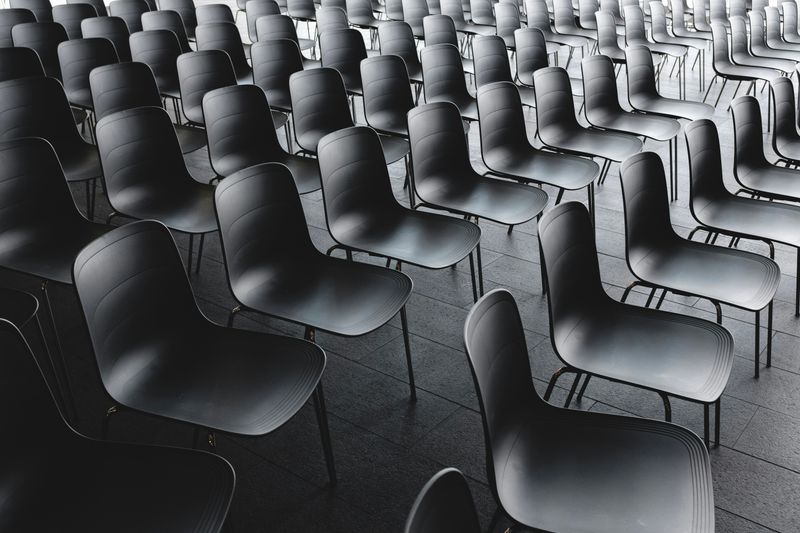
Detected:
[421,43,477,121]
[347,0,387,29]
[528,0,585,50]
[52,3,96,39]
[196,22,252,84]
[68,0,109,17]
[318,126,481,270]
[771,76,800,165]
[195,3,234,24]
[0,319,236,533]
[58,37,118,110]
[90,61,206,153]
[129,29,182,98]
[404,469,481,533]
[765,6,800,51]
[203,85,321,192]
[709,0,728,27]
[11,21,66,79]
[625,5,687,58]
[422,14,474,74]
[670,0,711,39]
[513,27,550,90]
[10,0,52,21]
[554,0,596,41]
[108,0,148,33]
[495,2,521,49]
[651,1,706,50]
[320,28,366,95]
[441,0,494,36]
[245,0,280,42]
[361,54,415,137]
[287,0,316,21]
[782,1,800,44]
[471,36,535,105]
[401,0,429,37]
[159,0,197,39]
[0,46,45,81]
[595,9,626,63]
[81,16,131,61]
[463,288,716,533]
[251,38,303,112]
[142,10,193,53]
[255,15,316,58]
[0,9,36,47]
[177,49,237,126]
[731,15,795,74]
[470,0,495,25]
[378,21,423,83]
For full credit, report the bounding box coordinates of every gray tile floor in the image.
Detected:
[11,14,800,532]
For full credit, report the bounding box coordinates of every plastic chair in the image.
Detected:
[765,6,800,53]
[735,14,796,74]
[595,9,625,64]
[463,288,717,531]
[423,14,473,74]
[159,0,197,38]
[52,3,96,39]
[176,49,236,126]
[195,2,234,24]
[469,0,494,25]
[57,37,118,117]
[129,29,182,98]
[578,0,599,30]
[68,0,108,16]
[287,0,316,21]
[472,34,535,107]
[441,0,494,37]
[348,0,387,31]
[73,219,335,485]
[196,22,252,84]
[251,38,302,113]
[420,43,477,121]
[651,1,707,92]
[11,21,66,79]
[0,9,35,47]
[771,76,800,166]
[0,45,44,80]
[553,0,596,45]
[513,27,550,91]
[691,0,712,32]
[10,0,52,21]
[245,0,279,42]
[108,0,148,33]
[378,20,423,83]
[142,9,193,52]
[401,0,429,36]
[319,27,366,96]
[782,1,800,44]
[495,2,521,49]
[624,5,688,96]
[361,54,414,137]
[255,14,316,64]
[670,0,711,39]
[527,0,585,57]
[709,0,727,27]
[404,469,481,533]
[80,16,131,61]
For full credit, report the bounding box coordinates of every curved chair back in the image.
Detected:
[361,54,414,134]
[783,1,800,41]
[526,0,554,34]
[11,21,67,79]
[347,0,375,22]
[533,66,578,133]
[401,0,429,35]
[623,4,647,45]
[625,44,658,98]
[730,95,769,169]
[408,102,472,189]
[203,84,285,177]
[470,0,494,24]
[52,3,96,39]
[514,27,548,85]
[684,119,728,213]
[472,35,513,88]
[176,49,236,125]
[196,2,234,24]
[710,22,732,71]
[729,0,746,19]
[287,0,317,20]
[596,10,624,59]
[141,10,193,53]
[251,38,302,112]
[195,21,251,81]
[477,81,529,154]
[81,16,131,61]
[0,46,44,81]
[404,468,482,533]
[751,0,767,16]
[129,29,181,95]
[289,68,353,152]
[68,0,108,17]
[554,0,580,33]
[600,0,622,20]
[320,27,366,89]
[709,0,727,24]
[159,0,197,37]
[384,0,405,20]
[579,0,599,28]
[0,9,36,47]
[108,0,148,33]
[10,0,52,21]
[764,6,784,43]
[58,37,118,108]
[90,61,162,120]
[772,76,798,149]
[245,0,280,41]
[421,14,456,45]
[649,1,670,40]
[378,21,421,77]
[420,43,470,104]
[255,14,302,45]
[495,2,521,46]
[729,16,751,59]
[317,6,349,35]
[581,53,622,119]
[440,0,468,25]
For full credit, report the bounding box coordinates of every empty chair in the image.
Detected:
[404,469,481,533]
[245,0,280,42]
[95,107,217,272]
[554,0,596,44]
[423,14,474,75]
[463,288,717,531]
[378,21,423,83]
[731,15,795,75]
[195,3,234,24]
[765,6,800,51]
[73,219,335,484]
[0,9,36,47]
[68,0,109,17]
[159,0,197,38]
[470,0,495,25]
[286,0,316,21]
[255,14,316,62]
[10,0,52,21]
[401,0,429,37]
[317,6,349,36]
[203,85,320,192]
[320,27,366,96]
[620,151,779,379]
[782,1,800,44]
[11,21,66,79]
[52,3,96,39]
[129,29,182,99]
[771,76,800,166]
[0,318,235,532]
[527,0,585,56]
[58,37,118,114]
[0,45,44,81]
[686,118,800,316]
[251,38,302,113]
[81,16,131,61]
[473,34,535,106]
[671,0,711,39]
[595,9,626,64]
[420,43,477,121]
[579,0,599,30]
[347,0,387,32]
[692,0,713,32]
[709,0,727,27]
[141,10,193,53]
[108,0,148,33]
[361,54,414,139]
[624,5,688,96]
[384,0,404,21]
[176,49,236,126]
[514,27,551,90]
[196,21,252,84]
[441,0,494,36]
[651,1,707,92]
[495,2,521,50]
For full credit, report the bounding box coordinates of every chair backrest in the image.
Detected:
[730,95,769,168]
[440,0,468,24]
[317,6,350,35]
[693,0,711,30]
[581,54,623,119]
[783,1,799,39]
[289,68,353,152]
[81,16,131,61]
[533,66,579,133]
[129,29,181,95]
[407,101,473,189]
[251,38,302,111]
[751,0,768,16]
[422,14,458,46]
[495,2,521,43]
[11,21,67,79]
[625,44,658,98]
[579,0,599,28]
[0,46,44,81]
[108,0,148,32]
[246,0,280,41]
[159,0,197,37]
[57,37,118,105]
[771,75,798,146]
[73,220,205,392]
[360,54,414,132]
[68,0,108,16]
[90,61,162,120]
[287,0,317,19]
[554,0,580,31]
[596,10,624,56]
[764,6,783,42]
[0,9,36,48]
[404,468,482,533]
[420,43,469,103]
[385,0,405,19]
[600,0,622,19]
[320,27,366,86]
[748,11,769,48]
[378,21,420,71]
[709,0,726,23]
[526,0,553,33]
[729,0,746,18]
[52,3,96,39]
[470,0,494,24]
[477,81,529,155]
[402,0,430,32]
[203,84,284,177]
[255,14,300,45]
[649,1,669,40]
[196,3,234,24]
[472,35,513,88]
[176,49,236,124]
[195,21,250,80]
[514,27,548,85]
[10,0,52,22]
[142,10,193,53]
[670,0,690,31]
[710,21,732,69]
[623,4,647,44]
[347,0,377,21]
[684,118,728,213]
[729,16,749,56]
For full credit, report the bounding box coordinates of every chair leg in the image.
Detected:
[187,233,194,274]
[476,241,484,297]
[715,398,721,447]
[660,392,671,422]
[620,281,645,303]
[41,281,79,423]
[399,306,417,402]
[796,249,799,316]
[564,372,582,408]
[643,287,658,307]
[767,301,773,368]
[468,252,478,303]
[227,305,241,327]
[576,374,591,402]
[754,307,761,378]
[195,233,205,274]
[312,383,338,486]
[543,366,572,401]
[703,403,710,449]
[32,313,68,418]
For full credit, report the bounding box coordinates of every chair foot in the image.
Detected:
[227,305,241,327]
[543,366,571,401]
[400,306,417,402]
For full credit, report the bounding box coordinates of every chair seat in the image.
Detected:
[696,196,800,248]
[630,94,714,120]
[630,240,779,311]
[68,88,94,110]
[378,134,409,164]
[14,441,234,532]
[500,409,714,533]
[369,111,409,138]
[549,32,590,48]
[61,144,104,183]
[416,173,548,225]
[271,109,289,129]
[233,254,412,336]
[236,69,254,85]
[175,124,207,153]
[462,56,475,74]
[643,41,687,57]
[764,39,800,53]
[556,25,596,40]
[518,85,537,107]
[539,127,642,162]
[746,49,797,72]
[588,109,680,141]
[335,209,480,269]
[717,61,781,81]
[775,135,800,163]
[736,163,800,201]
[558,301,732,403]
[452,20,496,36]
[0,288,38,328]
[428,95,478,121]
[484,145,600,190]
[732,52,794,74]
[350,16,386,29]
[654,32,707,49]
[108,325,324,435]
[111,182,218,234]
[302,57,321,69]
[266,152,323,193]
[673,27,711,40]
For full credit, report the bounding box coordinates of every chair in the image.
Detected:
[470,0,494,25]
[52,3,96,39]
[10,0,52,21]
[360,54,414,138]
[11,21,66,79]
[582,54,681,198]
[81,16,131,61]
[463,288,717,531]
[624,5,688,96]
[553,0,596,46]
[320,27,366,97]
[533,66,642,180]
[495,2,521,50]
[765,5,800,51]
[176,49,236,126]
[195,3,234,24]
[473,34,535,106]
[129,29,182,99]
[671,0,711,39]
[685,118,800,317]
[317,6,350,39]
[513,27,549,90]
[579,0,599,30]
[159,0,197,38]
[57,37,118,121]
[384,0,404,21]
[0,46,44,81]
[68,0,108,17]
[709,0,727,27]
[245,0,280,42]
[0,9,36,48]
[401,0,429,37]
[196,22,252,84]
[255,14,316,63]
[73,219,335,485]
[595,9,626,64]
[378,20,423,83]
[404,468,481,533]
[347,0,387,32]
[771,76,800,166]
[477,81,600,219]
[735,14,796,74]
[251,38,302,113]
[420,43,477,121]
[651,1,707,92]
[317,126,482,298]
[782,1,800,44]
[423,14,473,74]
[528,0,586,58]
[108,0,148,33]
[142,10,193,52]
[441,0,494,37]
[287,0,316,21]
[95,106,217,273]
[203,84,320,192]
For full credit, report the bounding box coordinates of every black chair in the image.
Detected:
[0,9,36,47]
[0,318,236,532]
[203,84,320,192]
[494,1,521,50]
[68,0,108,17]
[0,45,44,81]
[10,0,52,21]
[360,54,415,138]
[730,15,795,75]
[378,20,423,84]
[651,1,707,92]
[319,27,367,98]
[685,118,800,317]
[620,151,779,379]
[471,34,532,107]
[477,81,600,220]
[624,5,688,97]
[595,9,626,64]
[441,0,493,37]
[582,54,681,198]
[159,0,197,39]
[129,29,182,99]
[463,288,716,532]
[95,106,217,273]
[73,219,336,485]
[782,1,800,44]
[255,14,317,61]
[771,75,800,166]
[80,16,131,61]
[404,468,481,533]
[347,0,387,34]
[513,27,550,90]
[401,0,428,37]
[316,5,349,37]
[287,0,316,22]
[11,21,66,79]
[176,49,236,127]
[141,10,193,53]
[196,3,235,26]
[196,22,252,84]
[0,137,112,420]
[251,38,302,113]
[108,0,148,33]
[533,66,642,182]
[423,14,474,73]
[245,0,280,42]
[420,43,477,121]
[52,3,96,39]
[90,61,207,153]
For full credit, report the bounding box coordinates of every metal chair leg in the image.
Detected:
[754,307,761,378]
[399,306,417,402]
[715,399,721,447]
[767,301,773,368]
[227,305,241,327]
[703,403,710,449]
[564,372,582,408]
[660,392,672,422]
[41,281,79,422]
[312,382,338,486]
[195,233,205,274]
[32,313,67,419]
[543,366,571,401]
[468,252,478,303]
[576,374,591,402]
